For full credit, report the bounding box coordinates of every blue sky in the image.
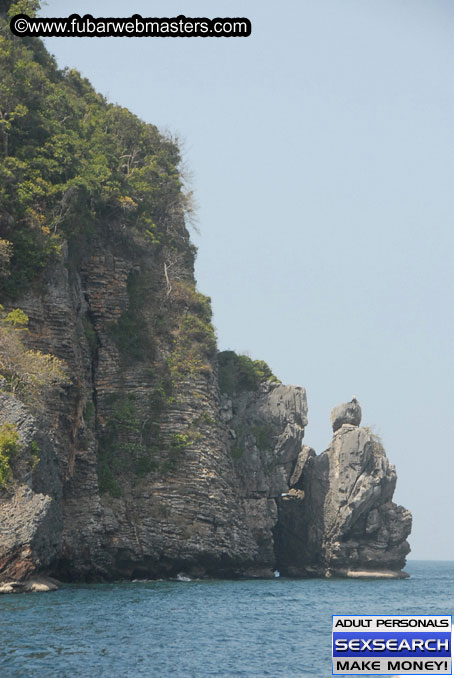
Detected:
[40,0,454,560]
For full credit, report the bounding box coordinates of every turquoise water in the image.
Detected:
[0,561,452,677]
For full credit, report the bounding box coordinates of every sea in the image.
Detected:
[0,561,452,678]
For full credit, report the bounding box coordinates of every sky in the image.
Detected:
[39,0,454,561]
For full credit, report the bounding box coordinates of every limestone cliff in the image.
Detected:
[274,400,412,577]
[0,217,411,584]
[0,13,411,585]
[1,222,260,581]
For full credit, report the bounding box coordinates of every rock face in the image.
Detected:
[0,219,412,585]
[274,401,411,577]
[1,222,262,583]
[316,422,411,576]
[0,394,62,581]
[222,382,308,575]
[330,398,362,431]
[214,390,410,579]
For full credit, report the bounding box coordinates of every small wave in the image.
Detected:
[176,573,192,582]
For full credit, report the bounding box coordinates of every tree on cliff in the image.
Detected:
[0,0,40,19]
[0,239,12,276]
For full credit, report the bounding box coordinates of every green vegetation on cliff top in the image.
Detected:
[218,351,279,396]
[0,0,188,295]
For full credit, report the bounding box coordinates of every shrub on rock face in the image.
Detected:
[168,311,217,382]
[0,422,20,488]
[250,424,274,451]
[218,351,279,396]
[0,305,67,407]
[0,240,12,278]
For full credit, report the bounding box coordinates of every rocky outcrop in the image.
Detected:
[223,391,410,579]
[0,222,412,585]
[315,420,411,576]
[330,397,362,431]
[0,576,59,594]
[223,382,308,575]
[1,224,260,583]
[274,400,412,578]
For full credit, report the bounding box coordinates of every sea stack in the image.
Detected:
[274,399,412,578]
[313,399,412,578]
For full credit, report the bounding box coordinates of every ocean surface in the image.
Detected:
[0,561,452,678]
